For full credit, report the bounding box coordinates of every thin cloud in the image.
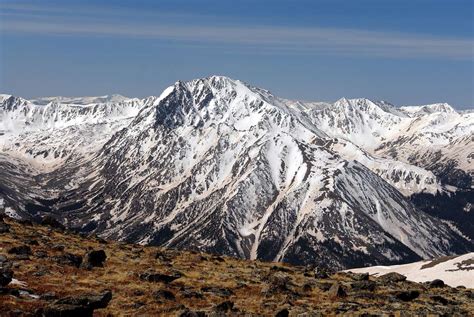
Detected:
[0,4,472,60]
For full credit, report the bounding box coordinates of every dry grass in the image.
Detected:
[0,218,473,316]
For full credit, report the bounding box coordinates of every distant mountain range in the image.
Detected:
[0,76,472,269]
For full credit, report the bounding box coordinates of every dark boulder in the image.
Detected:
[215,300,234,312]
[0,267,13,286]
[7,245,32,255]
[179,310,207,317]
[41,304,93,317]
[350,280,376,292]
[139,271,182,283]
[346,272,370,281]
[377,272,407,284]
[275,308,290,317]
[35,251,48,258]
[154,289,175,301]
[201,286,234,297]
[54,290,112,310]
[52,253,83,268]
[40,216,65,230]
[82,250,106,269]
[0,221,10,234]
[429,279,445,288]
[328,282,346,298]
[394,290,420,302]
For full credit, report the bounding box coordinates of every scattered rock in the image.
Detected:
[42,304,93,317]
[350,280,376,292]
[275,308,290,317]
[7,245,32,256]
[310,265,331,279]
[0,288,20,296]
[377,272,407,284]
[13,254,30,261]
[155,251,171,262]
[52,253,83,268]
[25,238,39,246]
[51,244,65,252]
[139,271,182,283]
[213,255,225,263]
[40,216,65,230]
[394,290,420,302]
[35,251,48,258]
[0,267,13,286]
[154,289,175,301]
[55,290,112,309]
[429,279,445,288]
[82,250,106,269]
[0,221,10,234]
[41,292,58,301]
[132,290,145,296]
[201,286,234,297]
[215,300,234,312]
[429,295,455,305]
[302,283,313,292]
[270,265,292,273]
[265,272,292,294]
[315,282,333,291]
[328,282,346,298]
[179,309,207,317]
[346,272,370,281]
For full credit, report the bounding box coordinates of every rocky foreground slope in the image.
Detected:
[1,216,473,316]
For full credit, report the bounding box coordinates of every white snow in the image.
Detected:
[347,253,474,288]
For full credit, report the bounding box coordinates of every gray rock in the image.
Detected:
[328,282,346,298]
[377,272,407,284]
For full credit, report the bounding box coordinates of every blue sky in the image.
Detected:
[0,0,473,108]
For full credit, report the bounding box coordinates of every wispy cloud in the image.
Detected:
[0,3,472,60]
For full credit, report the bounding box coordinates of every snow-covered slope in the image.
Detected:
[348,252,474,288]
[0,76,472,269]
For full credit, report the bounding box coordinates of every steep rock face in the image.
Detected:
[0,77,472,269]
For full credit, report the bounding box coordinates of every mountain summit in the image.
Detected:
[0,76,472,269]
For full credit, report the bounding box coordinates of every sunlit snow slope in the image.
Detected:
[0,76,472,269]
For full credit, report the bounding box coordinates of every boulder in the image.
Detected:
[328,282,346,298]
[82,250,106,269]
[394,290,420,302]
[179,310,207,317]
[139,271,182,283]
[0,221,10,234]
[201,286,234,297]
[154,289,175,301]
[346,272,370,281]
[350,280,376,292]
[52,253,83,268]
[54,290,112,310]
[275,308,290,317]
[0,267,13,286]
[429,279,445,288]
[377,272,407,284]
[41,304,93,317]
[7,245,32,256]
[215,300,234,312]
[40,216,65,230]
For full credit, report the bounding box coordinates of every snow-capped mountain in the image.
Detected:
[0,76,472,269]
